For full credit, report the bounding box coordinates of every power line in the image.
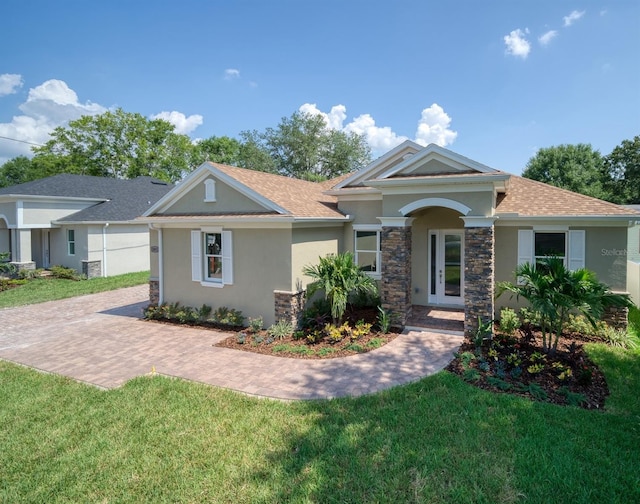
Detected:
[0,135,44,147]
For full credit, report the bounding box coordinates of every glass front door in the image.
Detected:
[428,230,464,305]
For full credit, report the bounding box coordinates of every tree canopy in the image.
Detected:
[522,144,609,201]
[0,108,372,187]
[240,111,371,180]
[604,135,640,204]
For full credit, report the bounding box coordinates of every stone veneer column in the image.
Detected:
[601,304,628,330]
[380,218,413,327]
[462,219,496,338]
[274,290,306,329]
[149,280,160,305]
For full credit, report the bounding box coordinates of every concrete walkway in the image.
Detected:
[0,285,463,400]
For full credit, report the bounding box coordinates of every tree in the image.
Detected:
[497,257,632,354]
[240,111,371,180]
[192,136,242,166]
[604,136,640,204]
[522,144,611,201]
[0,156,33,188]
[32,108,196,182]
[303,252,378,324]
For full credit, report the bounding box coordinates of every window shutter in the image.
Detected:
[517,230,533,266]
[568,230,585,271]
[191,230,201,282]
[222,230,233,285]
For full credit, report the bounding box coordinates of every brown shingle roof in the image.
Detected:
[210,163,346,219]
[497,176,638,216]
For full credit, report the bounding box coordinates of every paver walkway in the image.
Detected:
[0,285,463,400]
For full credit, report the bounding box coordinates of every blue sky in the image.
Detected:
[1,0,638,174]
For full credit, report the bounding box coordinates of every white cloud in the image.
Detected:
[299,102,457,155]
[151,111,203,135]
[563,10,585,27]
[0,73,23,96]
[538,30,558,46]
[414,104,458,147]
[0,79,106,163]
[504,29,531,58]
[224,68,240,80]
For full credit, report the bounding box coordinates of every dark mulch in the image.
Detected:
[447,325,609,409]
[215,330,400,359]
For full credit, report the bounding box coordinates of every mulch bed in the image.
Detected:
[446,326,609,410]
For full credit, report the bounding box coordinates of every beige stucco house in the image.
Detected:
[0,174,173,277]
[142,142,639,334]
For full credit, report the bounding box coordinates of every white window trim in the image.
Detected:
[204,179,216,202]
[354,225,382,279]
[517,229,585,271]
[191,229,233,287]
[67,229,76,256]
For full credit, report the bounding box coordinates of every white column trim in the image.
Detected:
[461,216,498,228]
[377,217,415,227]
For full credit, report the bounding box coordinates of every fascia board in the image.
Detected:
[0,194,105,204]
[495,215,635,227]
[333,140,422,189]
[378,144,499,179]
[144,163,289,216]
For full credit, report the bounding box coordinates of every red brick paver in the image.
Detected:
[0,286,463,400]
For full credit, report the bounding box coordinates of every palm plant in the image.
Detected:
[303,252,378,324]
[497,257,632,354]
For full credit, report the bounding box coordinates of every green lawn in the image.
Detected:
[0,271,149,309]
[1,342,638,503]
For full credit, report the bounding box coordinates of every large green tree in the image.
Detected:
[522,144,611,200]
[604,135,640,204]
[32,108,195,182]
[192,136,242,166]
[240,111,371,180]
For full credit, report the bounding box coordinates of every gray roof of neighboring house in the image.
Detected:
[0,174,174,222]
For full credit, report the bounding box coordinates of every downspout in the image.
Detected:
[102,223,109,277]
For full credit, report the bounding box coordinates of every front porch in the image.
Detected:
[406,305,464,335]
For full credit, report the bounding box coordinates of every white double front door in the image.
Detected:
[428,229,464,306]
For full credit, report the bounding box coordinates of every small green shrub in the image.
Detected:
[474,316,493,347]
[596,324,638,349]
[352,320,372,339]
[377,306,392,334]
[366,337,385,349]
[498,308,520,336]
[527,363,545,374]
[325,322,349,343]
[486,376,512,391]
[236,333,246,344]
[519,307,542,327]
[248,316,264,333]
[197,304,212,321]
[459,351,476,370]
[213,306,244,327]
[344,343,364,353]
[267,320,294,340]
[50,265,82,280]
[17,268,43,280]
[558,386,586,407]
[527,383,548,401]
[463,368,481,382]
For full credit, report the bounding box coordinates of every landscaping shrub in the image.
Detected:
[498,308,520,336]
[267,319,293,340]
[49,265,83,280]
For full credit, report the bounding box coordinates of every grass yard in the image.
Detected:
[0,270,149,309]
[1,340,638,503]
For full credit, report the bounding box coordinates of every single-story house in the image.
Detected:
[0,174,173,277]
[141,141,640,335]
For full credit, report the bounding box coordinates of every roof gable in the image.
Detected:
[145,162,346,220]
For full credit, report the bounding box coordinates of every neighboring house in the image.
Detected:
[141,142,639,335]
[626,205,640,306]
[0,174,173,277]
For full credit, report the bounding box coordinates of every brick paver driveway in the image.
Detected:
[0,285,463,400]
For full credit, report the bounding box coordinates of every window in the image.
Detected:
[518,229,585,271]
[204,179,216,202]
[204,233,223,282]
[67,229,75,256]
[534,232,566,264]
[354,228,381,278]
[191,229,233,286]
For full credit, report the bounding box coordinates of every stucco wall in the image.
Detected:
[161,227,292,326]
[494,225,630,313]
[337,199,382,253]
[291,226,341,291]
[149,228,159,279]
[382,190,494,217]
[0,202,15,226]
[51,225,88,272]
[628,261,640,307]
[164,177,267,214]
[21,201,94,226]
[85,224,150,276]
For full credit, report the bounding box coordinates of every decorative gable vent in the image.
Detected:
[204,178,216,202]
